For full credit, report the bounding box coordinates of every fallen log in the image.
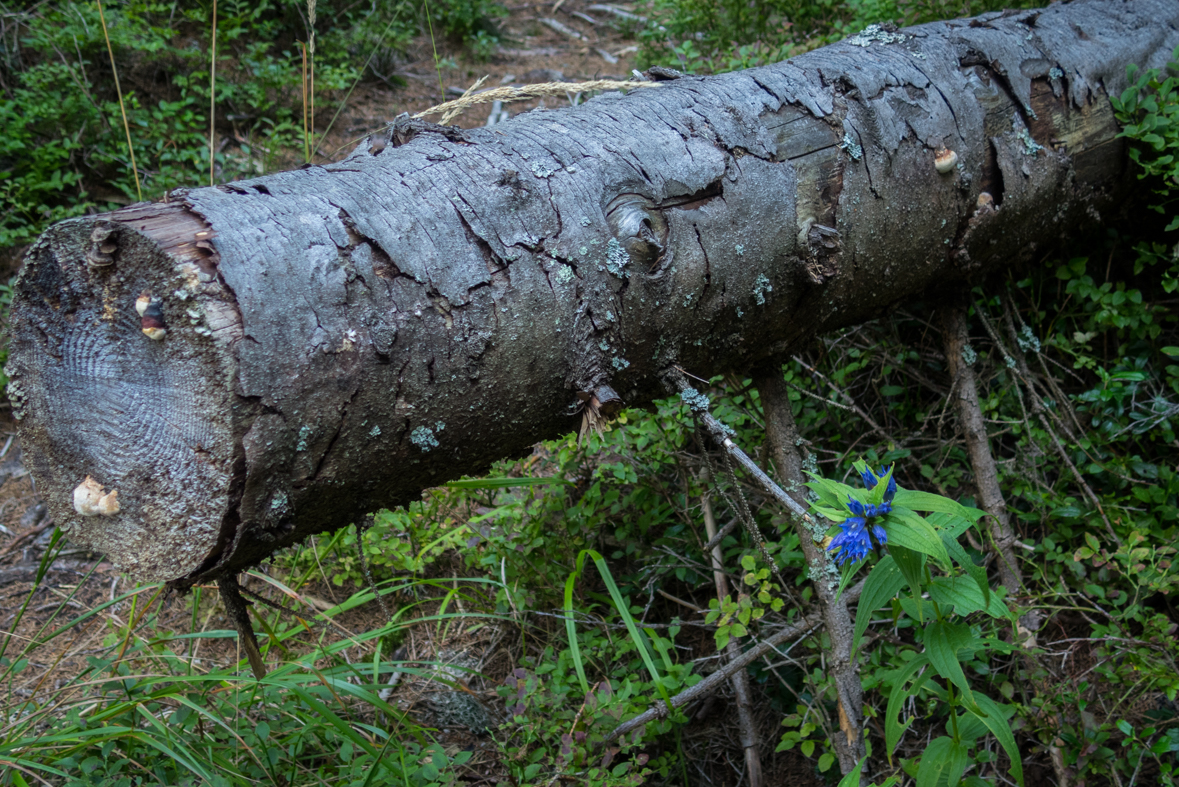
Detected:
[8,0,1177,588]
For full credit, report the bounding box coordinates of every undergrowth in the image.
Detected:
[634,0,1043,74]
[0,0,506,249]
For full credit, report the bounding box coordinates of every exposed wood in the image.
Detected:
[8,0,1179,587]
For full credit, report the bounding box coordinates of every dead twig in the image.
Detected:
[603,579,866,745]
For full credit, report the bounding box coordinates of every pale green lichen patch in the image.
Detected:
[961,344,978,366]
[1015,121,1044,155]
[296,425,311,452]
[847,23,908,47]
[369,425,382,437]
[604,238,629,277]
[1017,325,1041,353]
[411,426,439,451]
[554,265,575,284]
[679,388,711,412]
[612,356,630,370]
[753,274,773,305]
[840,132,863,160]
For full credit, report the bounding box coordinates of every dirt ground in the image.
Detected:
[303,0,652,164]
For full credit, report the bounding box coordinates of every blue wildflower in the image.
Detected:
[829,516,872,565]
[828,487,891,565]
[860,464,897,503]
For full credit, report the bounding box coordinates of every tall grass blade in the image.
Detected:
[209,0,217,186]
[95,0,141,201]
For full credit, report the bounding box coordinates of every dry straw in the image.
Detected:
[413,79,661,125]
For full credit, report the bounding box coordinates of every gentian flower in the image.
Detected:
[828,469,895,564]
[860,464,897,503]
[828,515,872,565]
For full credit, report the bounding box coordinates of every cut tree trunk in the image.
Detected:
[8,0,1178,587]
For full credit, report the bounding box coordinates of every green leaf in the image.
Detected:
[886,508,951,566]
[806,474,856,509]
[915,736,968,787]
[929,575,1009,619]
[885,653,932,756]
[898,595,935,623]
[942,535,991,610]
[970,693,1024,786]
[924,620,980,711]
[564,568,590,696]
[836,759,871,787]
[853,556,906,650]
[926,510,977,539]
[893,490,983,522]
[890,544,928,623]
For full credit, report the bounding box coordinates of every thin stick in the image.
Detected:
[666,370,812,523]
[209,0,217,185]
[218,575,268,679]
[603,578,866,745]
[972,300,1117,540]
[95,0,141,201]
[701,485,762,787]
[307,0,316,156]
[300,43,309,162]
[412,79,659,123]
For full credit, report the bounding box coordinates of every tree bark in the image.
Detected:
[938,301,1022,595]
[756,367,867,782]
[8,0,1178,586]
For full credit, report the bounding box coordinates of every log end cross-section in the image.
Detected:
[8,0,1179,586]
[8,205,241,581]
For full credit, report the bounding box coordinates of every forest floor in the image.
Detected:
[280,0,647,175]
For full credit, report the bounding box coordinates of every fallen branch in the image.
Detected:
[603,578,866,745]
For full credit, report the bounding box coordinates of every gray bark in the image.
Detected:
[8,0,1178,587]
[939,302,1022,595]
[756,367,867,781]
